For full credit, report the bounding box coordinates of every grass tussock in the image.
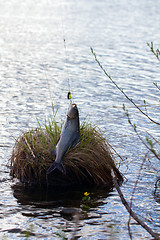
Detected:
[10,114,123,188]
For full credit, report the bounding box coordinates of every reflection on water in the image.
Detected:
[12,183,111,211]
[7,183,114,239]
[0,0,160,239]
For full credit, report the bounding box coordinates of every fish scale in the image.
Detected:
[47,103,80,175]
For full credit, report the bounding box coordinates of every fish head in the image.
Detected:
[67,103,79,120]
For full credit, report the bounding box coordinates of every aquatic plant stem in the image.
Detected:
[91,47,160,126]
[111,169,160,240]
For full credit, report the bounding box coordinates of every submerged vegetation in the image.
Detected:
[10,110,123,188]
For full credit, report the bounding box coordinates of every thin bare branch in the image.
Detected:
[91,47,160,125]
[146,131,160,146]
[128,151,149,238]
[147,42,160,62]
[111,169,160,240]
[107,142,125,164]
[128,119,160,161]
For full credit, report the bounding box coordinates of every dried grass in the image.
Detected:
[10,120,123,189]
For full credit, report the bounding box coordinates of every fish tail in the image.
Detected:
[47,162,66,175]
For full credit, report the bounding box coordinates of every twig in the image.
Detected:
[146,131,160,146]
[128,151,149,239]
[111,169,160,240]
[91,47,160,126]
[147,42,160,62]
[108,142,125,164]
[124,112,160,161]
[131,122,160,161]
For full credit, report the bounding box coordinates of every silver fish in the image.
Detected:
[47,103,80,175]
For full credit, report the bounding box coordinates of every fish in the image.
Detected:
[47,103,80,175]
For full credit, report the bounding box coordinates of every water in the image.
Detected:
[0,0,160,239]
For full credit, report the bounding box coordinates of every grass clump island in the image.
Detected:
[10,109,123,189]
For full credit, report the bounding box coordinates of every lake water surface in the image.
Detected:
[0,0,160,239]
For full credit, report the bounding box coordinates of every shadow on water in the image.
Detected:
[12,182,113,220]
[12,182,113,207]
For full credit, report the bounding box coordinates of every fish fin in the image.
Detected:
[71,132,80,148]
[47,162,66,175]
[57,162,66,175]
[51,148,56,156]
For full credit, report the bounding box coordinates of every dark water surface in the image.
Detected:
[0,0,160,239]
